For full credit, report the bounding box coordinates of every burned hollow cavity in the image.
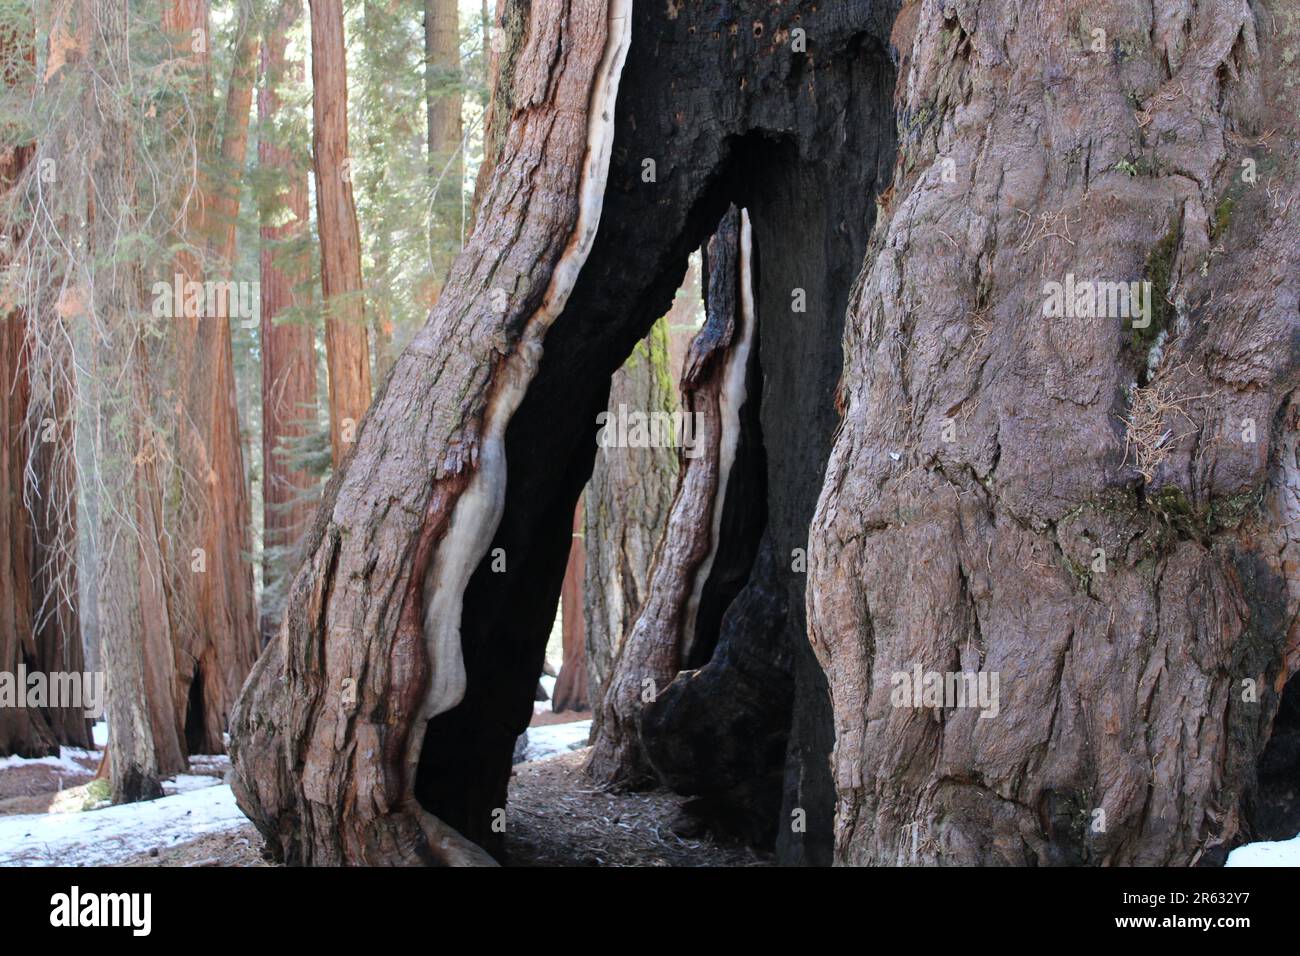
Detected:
[411,0,898,864]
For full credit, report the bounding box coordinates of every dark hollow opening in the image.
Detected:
[1252,671,1300,840]
[184,667,206,757]
[412,0,898,864]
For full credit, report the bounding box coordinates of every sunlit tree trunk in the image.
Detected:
[309,0,371,468]
[551,500,587,712]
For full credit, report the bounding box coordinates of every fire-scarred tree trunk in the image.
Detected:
[259,0,319,642]
[232,0,893,867]
[586,206,765,788]
[582,317,678,703]
[309,0,371,467]
[807,0,1300,866]
[231,0,1297,869]
[232,0,630,865]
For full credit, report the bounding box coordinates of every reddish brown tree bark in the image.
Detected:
[808,0,1300,865]
[232,0,631,865]
[309,0,371,467]
[259,0,319,641]
[551,500,588,712]
[0,0,92,758]
[164,0,260,757]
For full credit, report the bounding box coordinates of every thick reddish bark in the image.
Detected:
[551,500,588,712]
[259,0,319,641]
[309,0,372,466]
[231,0,630,865]
[0,2,90,758]
[165,0,260,758]
[808,0,1300,865]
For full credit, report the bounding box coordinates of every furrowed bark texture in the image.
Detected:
[162,0,260,758]
[808,0,1300,865]
[478,2,892,866]
[0,25,90,756]
[583,317,678,700]
[309,0,372,467]
[234,0,894,866]
[231,0,629,865]
[586,206,765,788]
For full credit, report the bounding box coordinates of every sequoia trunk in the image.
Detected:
[259,0,319,640]
[807,0,1300,865]
[309,0,372,467]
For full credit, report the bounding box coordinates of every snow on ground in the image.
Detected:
[522,719,591,762]
[1225,833,1300,867]
[0,778,246,867]
[0,747,97,775]
[533,675,560,716]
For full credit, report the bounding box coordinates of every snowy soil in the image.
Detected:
[2,724,1291,867]
[1225,833,1300,866]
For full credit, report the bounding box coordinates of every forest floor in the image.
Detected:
[97,746,773,868]
[0,711,771,866]
[2,731,1296,865]
[503,748,769,866]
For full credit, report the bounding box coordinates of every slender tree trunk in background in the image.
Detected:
[309,0,371,467]
[425,0,462,276]
[313,0,370,428]
[583,317,677,703]
[259,0,319,642]
[551,500,588,712]
[90,0,184,801]
[468,1,525,233]
[165,0,259,758]
[361,0,395,382]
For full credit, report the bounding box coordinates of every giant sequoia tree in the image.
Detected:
[232,0,1300,866]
